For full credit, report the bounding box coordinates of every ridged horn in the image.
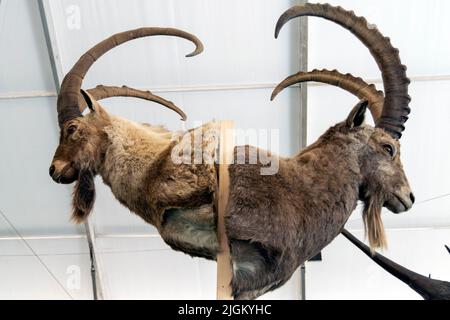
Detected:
[275,3,411,139]
[81,85,187,121]
[342,229,450,300]
[57,27,203,128]
[271,69,384,121]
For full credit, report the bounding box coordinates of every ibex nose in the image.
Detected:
[49,165,55,177]
[410,193,416,204]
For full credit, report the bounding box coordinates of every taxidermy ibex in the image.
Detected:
[226,3,414,299]
[49,4,442,300]
[49,27,221,259]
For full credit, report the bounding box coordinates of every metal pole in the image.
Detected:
[85,222,104,300]
[297,0,308,151]
[297,0,308,300]
[300,264,306,300]
[37,0,64,92]
[37,0,104,300]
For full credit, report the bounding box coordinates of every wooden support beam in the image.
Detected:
[216,121,235,300]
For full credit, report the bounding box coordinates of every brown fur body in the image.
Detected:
[227,124,367,299]
[99,116,220,259]
[225,103,412,299]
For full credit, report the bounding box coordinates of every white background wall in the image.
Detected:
[0,0,449,300]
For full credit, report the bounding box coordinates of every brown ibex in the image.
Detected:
[49,4,425,300]
[49,27,222,260]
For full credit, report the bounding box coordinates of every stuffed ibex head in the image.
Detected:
[49,27,203,222]
[272,3,415,250]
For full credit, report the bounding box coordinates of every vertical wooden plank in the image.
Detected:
[216,120,235,300]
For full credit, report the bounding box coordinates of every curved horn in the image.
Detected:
[57,27,203,128]
[81,85,187,121]
[271,69,384,121]
[342,229,450,300]
[275,3,411,139]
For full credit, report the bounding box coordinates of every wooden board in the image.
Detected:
[216,120,235,300]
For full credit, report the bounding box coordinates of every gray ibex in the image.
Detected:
[49,4,437,300]
[226,3,414,299]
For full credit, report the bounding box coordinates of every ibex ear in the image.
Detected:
[346,100,368,129]
[80,89,96,112]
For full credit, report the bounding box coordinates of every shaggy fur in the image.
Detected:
[99,112,220,258]
[51,101,221,259]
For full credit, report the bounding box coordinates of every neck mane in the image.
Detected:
[99,116,175,215]
[97,117,219,227]
[293,124,372,254]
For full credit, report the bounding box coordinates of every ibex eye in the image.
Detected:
[383,144,395,157]
[67,125,77,134]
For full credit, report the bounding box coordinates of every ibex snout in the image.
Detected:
[49,160,78,184]
[385,186,415,214]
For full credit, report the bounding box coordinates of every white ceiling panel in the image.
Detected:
[0,254,92,300]
[0,239,31,256]
[309,0,450,79]
[0,0,55,93]
[47,0,300,89]
[99,249,215,299]
[27,237,89,255]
